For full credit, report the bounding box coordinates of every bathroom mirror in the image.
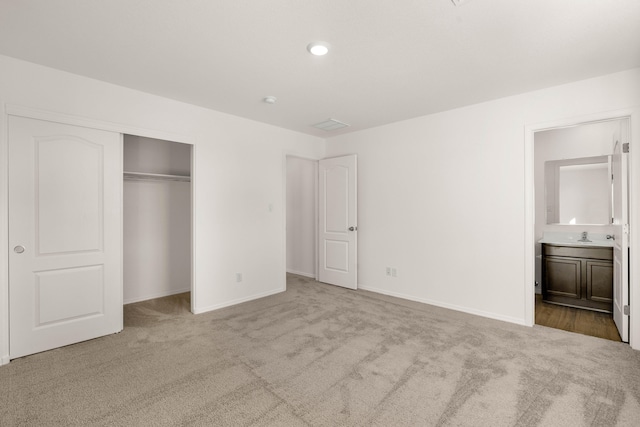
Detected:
[545,156,611,225]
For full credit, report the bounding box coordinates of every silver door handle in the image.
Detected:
[14,245,25,254]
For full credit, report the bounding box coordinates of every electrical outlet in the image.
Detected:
[386,267,391,276]
[391,268,397,278]
[236,273,242,283]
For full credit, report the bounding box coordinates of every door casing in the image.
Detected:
[283,153,358,289]
[525,108,639,350]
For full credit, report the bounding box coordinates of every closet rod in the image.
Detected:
[123,171,191,183]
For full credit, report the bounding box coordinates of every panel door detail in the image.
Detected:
[586,261,614,304]
[318,155,357,289]
[9,115,122,359]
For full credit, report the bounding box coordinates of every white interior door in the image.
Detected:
[318,155,357,289]
[9,115,123,359]
[612,119,629,342]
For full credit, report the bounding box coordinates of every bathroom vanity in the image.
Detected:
[541,242,613,313]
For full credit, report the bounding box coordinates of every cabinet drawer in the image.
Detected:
[542,244,612,261]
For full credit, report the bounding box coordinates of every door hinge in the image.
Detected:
[623,142,629,153]
[623,305,630,316]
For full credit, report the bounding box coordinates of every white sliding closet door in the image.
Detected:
[8,116,122,359]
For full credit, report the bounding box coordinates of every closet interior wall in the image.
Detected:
[123,135,192,304]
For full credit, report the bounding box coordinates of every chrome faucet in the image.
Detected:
[579,231,591,242]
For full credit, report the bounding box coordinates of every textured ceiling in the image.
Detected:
[0,0,639,137]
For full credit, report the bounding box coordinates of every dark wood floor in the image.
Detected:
[535,294,621,342]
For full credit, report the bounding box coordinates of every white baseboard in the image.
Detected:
[193,286,286,314]
[124,286,191,305]
[358,284,527,326]
[286,269,316,279]
[1,354,9,366]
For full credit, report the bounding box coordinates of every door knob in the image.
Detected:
[14,245,25,254]
[348,226,356,231]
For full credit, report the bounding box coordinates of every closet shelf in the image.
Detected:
[124,171,191,182]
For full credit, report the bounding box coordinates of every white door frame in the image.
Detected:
[524,107,640,350]
[0,105,197,365]
[283,152,359,289]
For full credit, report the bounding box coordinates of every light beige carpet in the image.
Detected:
[1,274,640,426]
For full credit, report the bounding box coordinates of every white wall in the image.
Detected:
[123,135,192,303]
[324,69,640,331]
[286,157,317,278]
[124,135,191,176]
[0,54,324,363]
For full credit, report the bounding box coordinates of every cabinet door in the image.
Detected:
[544,257,581,299]
[586,260,614,304]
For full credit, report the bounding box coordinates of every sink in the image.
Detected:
[539,240,614,248]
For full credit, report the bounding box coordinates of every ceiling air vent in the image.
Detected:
[451,0,473,5]
[312,118,350,132]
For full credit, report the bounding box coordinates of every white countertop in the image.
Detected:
[538,232,614,248]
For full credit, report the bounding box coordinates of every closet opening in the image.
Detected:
[123,135,193,314]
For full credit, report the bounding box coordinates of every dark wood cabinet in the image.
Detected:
[542,244,613,313]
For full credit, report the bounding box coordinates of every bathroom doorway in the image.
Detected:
[532,117,630,342]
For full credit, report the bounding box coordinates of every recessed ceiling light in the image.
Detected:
[307,41,330,56]
[263,96,277,104]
